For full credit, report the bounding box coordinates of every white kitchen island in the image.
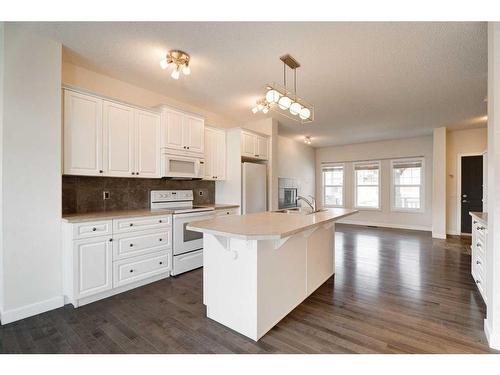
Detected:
[187,208,358,341]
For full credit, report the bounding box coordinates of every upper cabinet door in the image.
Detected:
[185,115,204,154]
[102,100,135,177]
[163,109,185,151]
[241,131,256,158]
[256,135,269,160]
[203,127,215,180]
[214,130,226,180]
[64,90,103,176]
[135,110,161,178]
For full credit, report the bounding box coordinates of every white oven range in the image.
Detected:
[150,190,214,275]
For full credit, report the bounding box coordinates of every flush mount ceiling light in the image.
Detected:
[252,54,314,124]
[160,50,191,80]
[304,136,312,145]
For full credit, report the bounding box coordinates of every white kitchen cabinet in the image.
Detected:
[103,100,135,177]
[63,90,103,176]
[240,130,269,161]
[160,106,205,155]
[135,109,161,178]
[470,213,487,304]
[73,236,113,299]
[63,213,172,307]
[204,127,226,180]
[63,89,161,178]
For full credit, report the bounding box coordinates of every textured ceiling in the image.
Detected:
[24,22,487,147]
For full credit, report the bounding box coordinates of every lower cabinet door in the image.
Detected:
[74,236,113,299]
[113,251,171,288]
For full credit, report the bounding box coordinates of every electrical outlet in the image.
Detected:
[103,191,110,200]
[199,190,204,196]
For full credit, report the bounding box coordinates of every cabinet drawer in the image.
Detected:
[473,269,487,303]
[113,229,171,260]
[73,220,112,239]
[215,208,240,217]
[113,251,171,288]
[474,236,486,258]
[113,215,171,234]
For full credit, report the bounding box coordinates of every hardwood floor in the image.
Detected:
[0,224,496,354]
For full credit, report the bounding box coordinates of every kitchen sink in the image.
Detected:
[273,208,328,215]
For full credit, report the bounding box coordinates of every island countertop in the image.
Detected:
[187,208,358,240]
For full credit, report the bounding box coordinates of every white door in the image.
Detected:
[135,110,160,178]
[241,131,256,158]
[102,100,135,177]
[63,90,103,176]
[214,130,226,180]
[256,135,268,160]
[204,127,215,180]
[163,109,185,151]
[74,237,112,299]
[185,115,204,154]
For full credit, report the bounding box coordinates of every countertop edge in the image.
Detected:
[187,210,358,240]
[469,211,488,225]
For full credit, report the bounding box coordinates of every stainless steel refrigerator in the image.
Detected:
[242,162,267,214]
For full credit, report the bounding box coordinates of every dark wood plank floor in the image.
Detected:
[0,225,496,354]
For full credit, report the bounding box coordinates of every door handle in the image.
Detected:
[462,200,469,203]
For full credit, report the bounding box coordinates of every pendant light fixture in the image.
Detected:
[252,54,314,124]
[160,50,191,80]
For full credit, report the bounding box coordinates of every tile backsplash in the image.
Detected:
[62,176,215,214]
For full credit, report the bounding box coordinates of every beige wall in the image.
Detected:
[446,127,487,235]
[315,136,433,231]
[1,24,62,322]
[62,61,236,129]
[277,136,316,199]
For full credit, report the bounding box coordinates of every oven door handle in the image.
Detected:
[174,211,215,219]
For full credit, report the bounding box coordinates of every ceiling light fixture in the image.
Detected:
[251,54,314,124]
[160,50,191,80]
[304,136,312,145]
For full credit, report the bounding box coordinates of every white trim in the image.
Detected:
[484,318,500,350]
[390,157,425,213]
[353,160,381,210]
[456,152,484,235]
[338,219,431,232]
[321,162,345,208]
[0,295,64,325]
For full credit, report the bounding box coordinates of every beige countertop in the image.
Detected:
[187,208,358,240]
[62,208,174,223]
[201,204,240,210]
[470,211,488,225]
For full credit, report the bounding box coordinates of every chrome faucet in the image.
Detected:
[297,195,316,212]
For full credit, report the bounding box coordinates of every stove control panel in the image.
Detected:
[151,190,193,203]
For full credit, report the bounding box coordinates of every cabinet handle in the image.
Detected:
[129,243,134,247]
[187,146,190,149]
[92,227,97,231]
[136,172,139,175]
[99,170,103,174]
[476,260,481,265]
[477,242,481,247]
[159,238,163,242]
[226,212,230,215]
[183,146,186,149]
[129,269,134,273]
[129,223,133,227]
[159,261,163,265]
[477,226,485,230]
[476,280,481,284]
[109,238,113,242]
[473,220,477,224]
[131,172,135,175]
[159,220,162,223]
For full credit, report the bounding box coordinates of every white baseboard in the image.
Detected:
[484,318,500,350]
[0,295,64,325]
[338,219,431,232]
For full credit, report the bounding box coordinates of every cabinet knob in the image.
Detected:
[109,238,113,242]
[477,242,481,247]
[159,238,163,242]
[187,146,190,149]
[129,269,134,273]
[476,280,481,284]
[183,146,186,149]
[92,227,97,231]
[159,220,162,223]
[129,223,133,227]
[129,243,134,247]
[473,220,477,224]
[476,260,481,265]
[226,212,230,215]
[136,172,139,175]
[131,172,135,175]
[99,170,103,174]
[159,261,163,265]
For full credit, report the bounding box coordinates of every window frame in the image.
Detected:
[353,161,382,211]
[322,163,345,208]
[390,158,425,213]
